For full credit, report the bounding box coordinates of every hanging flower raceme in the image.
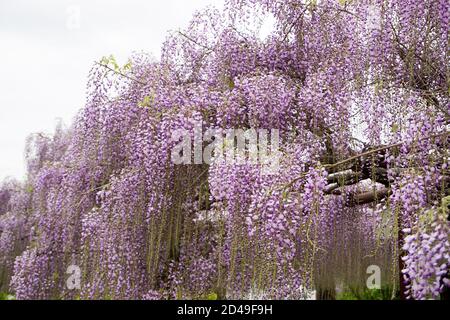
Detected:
[402,201,450,300]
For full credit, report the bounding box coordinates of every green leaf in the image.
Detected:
[207,293,218,300]
[105,55,120,72]
[123,60,132,72]
[100,56,110,65]
[138,95,152,108]
[391,123,399,133]
[374,79,383,93]
[226,76,235,90]
[0,293,15,300]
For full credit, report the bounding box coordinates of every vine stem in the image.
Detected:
[95,62,147,86]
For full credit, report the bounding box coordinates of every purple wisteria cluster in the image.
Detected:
[402,204,450,300]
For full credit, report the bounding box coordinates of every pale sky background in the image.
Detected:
[0,0,226,181]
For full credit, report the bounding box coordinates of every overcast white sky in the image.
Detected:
[0,0,226,181]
